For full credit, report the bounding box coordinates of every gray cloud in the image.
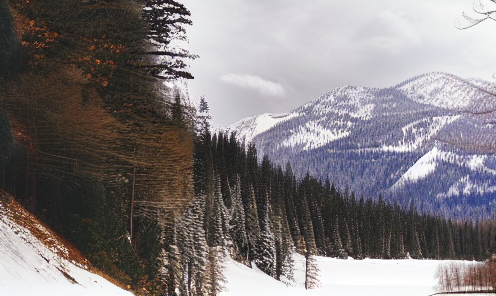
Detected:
[184,0,496,127]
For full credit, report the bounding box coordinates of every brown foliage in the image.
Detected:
[1,0,194,289]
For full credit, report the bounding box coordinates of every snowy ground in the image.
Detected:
[221,254,482,296]
[0,194,132,296]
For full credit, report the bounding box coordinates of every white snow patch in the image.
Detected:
[391,147,440,189]
[280,121,350,151]
[397,73,476,110]
[221,253,473,296]
[222,112,298,144]
[0,210,131,296]
[382,116,460,152]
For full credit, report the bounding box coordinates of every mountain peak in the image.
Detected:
[224,72,496,218]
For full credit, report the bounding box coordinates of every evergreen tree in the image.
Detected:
[176,194,209,296]
[229,175,248,260]
[204,246,226,296]
[244,185,261,262]
[328,216,347,259]
[209,176,231,248]
[407,200,422,258]
[140,0,197,79]
[305,253,321,290]
[255,196,277,278]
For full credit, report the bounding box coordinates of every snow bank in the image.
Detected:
[0,194,132,296]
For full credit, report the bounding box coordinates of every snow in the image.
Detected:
[221,254,476,296]
[396,72,476,110]
[382,116,460,153]
[391,147,440,190]
[222,112,298,144]
[280,121,350,151]
[0,205,132,296]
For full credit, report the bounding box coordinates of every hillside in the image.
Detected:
[223,72,496,218]
[0,190,132,295]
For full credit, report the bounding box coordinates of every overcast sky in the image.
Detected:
[183,0,496,127]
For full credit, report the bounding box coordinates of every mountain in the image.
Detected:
[0,190,131,296]
[223,72,496,218]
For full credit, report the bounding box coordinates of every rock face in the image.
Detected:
[224,72,496,218]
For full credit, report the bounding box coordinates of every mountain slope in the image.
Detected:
[224,72,496,218]
[0,190,132,296]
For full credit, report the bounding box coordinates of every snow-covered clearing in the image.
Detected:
[221,254,480,296]
[0,193,132,296]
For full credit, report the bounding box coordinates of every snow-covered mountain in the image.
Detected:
[0,190,131,296]
[223,72,496,218]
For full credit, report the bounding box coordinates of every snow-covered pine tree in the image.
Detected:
[329,216,347,259]
[140,0,197,79]
[343,222,354,258]
[204,246,226,296]
[255,195,277,278]
[283,163,301,248]
[229,175,248,261]
[244,185,260,262]
[407,201,423,258]
[278,201,296,286]
[209,176,232,249]
[167,244,187,296]
[176,193,209,296]
[305,252,321,290]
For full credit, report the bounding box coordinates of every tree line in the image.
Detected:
[160,98,496,295]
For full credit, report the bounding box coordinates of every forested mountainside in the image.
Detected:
[195,129,496,267]
[224,72,496,219]
[0,0,195,293]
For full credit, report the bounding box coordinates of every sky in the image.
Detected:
[183,0,496,127]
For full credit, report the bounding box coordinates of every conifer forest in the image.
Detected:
[1,0,496,295]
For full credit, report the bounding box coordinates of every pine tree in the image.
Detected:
[279,207,296,286]
[343,222,354,258]
[204,246,226,296]
[283,163,301,248]
[209,176,231,248]
[244,185,260,262]
[166,244,187,296]
[255,195,277,278]
[140,0,197,79]
[328,216,347,259]
[176,194,209,296]
[229,175,248,260]
[305,253,321,290]
[407,200,422,258]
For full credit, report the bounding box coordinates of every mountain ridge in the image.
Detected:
[223,72,496,218]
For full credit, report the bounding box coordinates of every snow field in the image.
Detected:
[221,253,481,296]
